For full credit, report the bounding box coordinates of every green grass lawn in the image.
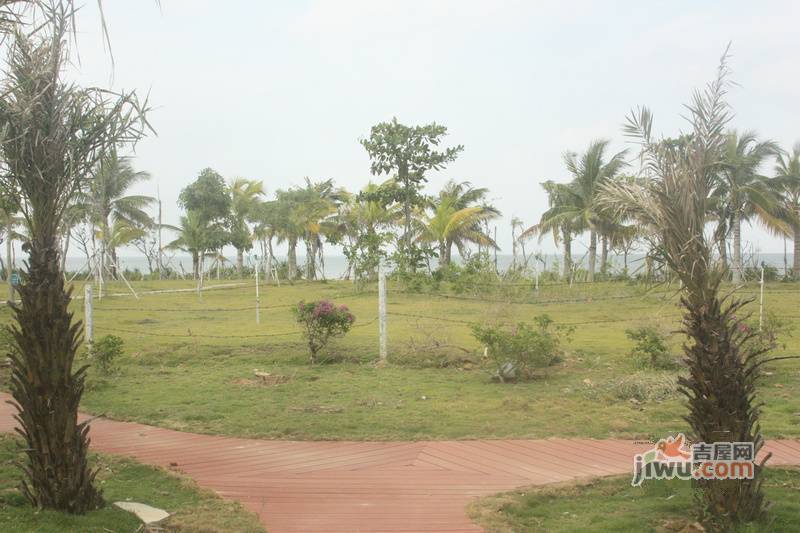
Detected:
[0,435,263,532]
[467,468,800,532]
[1,278,798,441]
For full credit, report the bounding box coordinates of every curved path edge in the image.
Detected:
[2,394,798,532]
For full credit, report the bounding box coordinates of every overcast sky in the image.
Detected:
[67,0,800,258]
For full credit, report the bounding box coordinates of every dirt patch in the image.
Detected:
[232,372,291,387]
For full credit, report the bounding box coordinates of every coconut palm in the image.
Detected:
[520,180,582,281]
[82,150,153,277]
[333,180,401,280]
[601,53,772,528]
[166,212,225,280]
[717,131,781,283]
[773,143,800,279]
[417,180,500,267]
[228,178,265,277]
[273,189,303,280]
[0,16,148,512]
[289,179,347,280]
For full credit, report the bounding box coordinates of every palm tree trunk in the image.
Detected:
[287,236,297,280]
[10,226,103,512]
[718,235,728,270]
[600,235,608,275]
[588,229,597,282]
[192,251,198,280]
[236,248,244,278]
[562,228,572,281]
[305,237,315,280]
[60,228,70,273]
[793,224,800,281]
[732,212,743,283]
[6,228,13,302]
[439,240,447,267]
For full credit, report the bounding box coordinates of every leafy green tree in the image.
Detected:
[0,17,148,512]
[717,131,781,283]
[772,143,800,279]
[228,178,265,277]
[360,118,463,271]
[179,168,231,277]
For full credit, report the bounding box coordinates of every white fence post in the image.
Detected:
[255,260,261,325]
[84,284,93,353]
[378,262,387,361]
[759,265,765,331]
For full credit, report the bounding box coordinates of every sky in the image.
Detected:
[62,0,800,259]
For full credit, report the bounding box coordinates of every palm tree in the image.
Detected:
[0,18,148,512]
[417,180,500,267]
[717,131,781,283]
[273,189,303,280]
[83,150,153,277]
[601,54,772,528]
[562,140,628,281]
[334,180,400,280]
[0,191,23,301]
[228,178,265,277]
[166,212,224,281]
[289,179,347,280]
[520,180,581,281]
[773,143,800,279]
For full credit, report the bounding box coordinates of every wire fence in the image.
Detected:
[78,276,798,350]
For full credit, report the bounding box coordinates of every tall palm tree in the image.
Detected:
[273,188,303,280]
[773,143,800,279]
[601,54,772,528]
[717,131,781,283]
[520,180,581,281]
[228,178,264,277]
[83,151,153,277]
[417,180,500,266]
[0,17,148,512]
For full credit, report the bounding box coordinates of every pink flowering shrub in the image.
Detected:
[294,300,356,363]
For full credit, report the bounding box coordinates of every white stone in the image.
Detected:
[114,501,170,524]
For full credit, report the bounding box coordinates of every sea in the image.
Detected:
[61,252,794,279]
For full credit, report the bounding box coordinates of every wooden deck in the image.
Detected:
[2,394,799,532]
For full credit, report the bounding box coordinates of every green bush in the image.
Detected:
[471,315,571,382]
[625,326,676,369]
[294,300,355,364]
[92,334,124,375]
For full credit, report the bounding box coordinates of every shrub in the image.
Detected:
[91,334,124,375]
[625,326,677,369]
[471,315,571,382]
[742,312,793,354]
[294,300,355,364]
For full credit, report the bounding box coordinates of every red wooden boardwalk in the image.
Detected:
[2,394,799,532]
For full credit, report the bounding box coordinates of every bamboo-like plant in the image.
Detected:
[0,9,148,512]
[601,49,776,530]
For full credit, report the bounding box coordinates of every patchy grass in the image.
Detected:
[1,279,799,441]
[0,434,263,532]
[467,468,800,532]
